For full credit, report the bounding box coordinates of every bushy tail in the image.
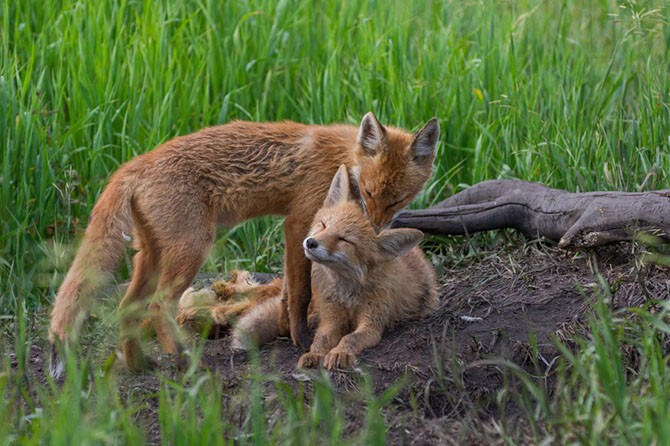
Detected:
[230,296,283,350]
[48,178,135,346]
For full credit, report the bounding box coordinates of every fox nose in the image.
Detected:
[371,212,385,232]
[372,218,386,233]
[304,237,319,250]
[373,221,391,232]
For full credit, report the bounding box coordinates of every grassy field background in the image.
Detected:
[1,0,670,444]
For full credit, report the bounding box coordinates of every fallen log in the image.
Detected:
[391,179,670,248]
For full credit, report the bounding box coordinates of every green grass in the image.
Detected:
[502,290,670,444]
[1,0,670,444]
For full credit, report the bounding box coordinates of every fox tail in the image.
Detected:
[48,177,135,349]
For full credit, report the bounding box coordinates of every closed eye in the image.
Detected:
[339,237,354,245]
[386,198,407,211]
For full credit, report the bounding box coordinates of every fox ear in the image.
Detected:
[324,164,353,207]
[356,112,387,156]
[410,118,439,164]
[347,166,364,202]
[376,228,424,261]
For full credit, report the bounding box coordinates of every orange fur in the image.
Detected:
[48,113,438,373]
[228,165,439,369]
[176,272,282,334]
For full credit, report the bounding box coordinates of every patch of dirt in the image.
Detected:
[17,240,670,444]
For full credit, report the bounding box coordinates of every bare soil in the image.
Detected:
[18,240,670,445]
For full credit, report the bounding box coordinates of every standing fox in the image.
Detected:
[211,165,439,369]
[49,113,439,375]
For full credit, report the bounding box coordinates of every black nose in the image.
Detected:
[305,237,318,249]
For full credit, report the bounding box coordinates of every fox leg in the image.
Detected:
[149,243,207,370]
[174,299,236,338]
[177,277,283,341]
[209,279,283,324]
[118,249,159,371]
[282,216,313,350]
[178,300,254,328]
[323,319,383,370]
[210,300,254,324]
[298,306,347,368]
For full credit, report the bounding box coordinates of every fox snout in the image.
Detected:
[364,201,395,232]
[303,237,326,262]
[371,212,393,232]
[303,237,340,265]
[304,237,319,250]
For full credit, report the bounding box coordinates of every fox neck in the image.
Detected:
[312,260,386,309]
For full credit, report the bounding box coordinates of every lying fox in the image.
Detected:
[175,270,283,336]
[178,165,439,369]
[48,113,439,375]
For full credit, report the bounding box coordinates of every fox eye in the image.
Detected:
[339,237,353,245]
[386,197,407,211]
[319,221,326,228]
[363,187,372,198]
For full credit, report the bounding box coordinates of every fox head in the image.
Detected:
[352,112,439,230]
[303,164,424,282]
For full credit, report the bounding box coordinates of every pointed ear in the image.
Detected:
[323,164,352,207]
[356,112,387,156]
[410,118,439,164]
[346,166,364,203]
[376,228,424,261]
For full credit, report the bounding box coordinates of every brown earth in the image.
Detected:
[17,239,670,445]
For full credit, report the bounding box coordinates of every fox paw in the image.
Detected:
[297,352,324,369]
[169,347,207,372]
[230,336,248,352]
[176,307,205,326]
[176,308,192,326]
[230,327,255,351]
[290,323,313,351]
[324,351,356,370]
[121,342,157,373]
[211,280,236,300]
[210,306,231,325]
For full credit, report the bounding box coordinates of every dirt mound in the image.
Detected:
[175,242,665,443]
[21,241,669,444]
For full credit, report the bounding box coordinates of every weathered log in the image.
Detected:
[391,179,670,248]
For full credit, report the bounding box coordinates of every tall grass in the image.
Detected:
[2,0,668,310]
[1,0,670,443]
[506,292,670,444]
